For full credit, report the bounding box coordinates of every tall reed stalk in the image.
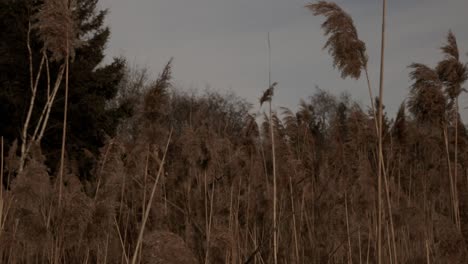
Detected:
[377,1,387,263]
[269,99,278,264]
[131,129,172,264]
[0,137,4,239]
[260,32,279,264]
[58,32,70,209]
[19,21,46,173]
[307,2,391,262]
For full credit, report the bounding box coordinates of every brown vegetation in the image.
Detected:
[1,1,468,264]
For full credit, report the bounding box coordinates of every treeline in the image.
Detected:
[0,0,468,264]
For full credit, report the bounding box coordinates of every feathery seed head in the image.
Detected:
[260,82,277,106]
[436,31,468,99]
[33,0,80,61]
[307,1,367,79]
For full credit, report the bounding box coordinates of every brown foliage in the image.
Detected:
[2,2,468,264]
[2,72,468,264]
[142,231,198,264]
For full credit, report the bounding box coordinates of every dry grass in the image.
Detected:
[1,1,468,264]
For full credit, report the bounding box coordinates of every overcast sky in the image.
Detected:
[99,0,468,118]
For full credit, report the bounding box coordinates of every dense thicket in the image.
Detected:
[1,57,468,263]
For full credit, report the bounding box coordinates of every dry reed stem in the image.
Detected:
[309,2,397,262]
[19,21,46,173]
[33,64,65,143]
[245,175,251,256]
[288,172,300,262]
[204,171,215,264]
[103,234,110,264]
[94,140,115,201]
[131,128,173,264]
[377,1,387,263]
[358,227,362,264]
[228,182,234,262]
[443,127,458,226]
[385,221,393,264]
[20,0,77,173]
[453,99,461,231]
[58,30,70,210]
[425,239,430,264]
[0,137,2,195]
[113,215,129,264]
[204,171,209,262]
[438,34,467,229]
[366,219,371,264]
[345,192,353,264]
[139,147,150,264]
[382,159,398,263]
[0,137,3,238]
[269,100,278,264]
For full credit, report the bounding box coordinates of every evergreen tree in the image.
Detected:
[0,0,129,179]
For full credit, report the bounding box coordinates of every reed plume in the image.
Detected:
[260,82,277,106]
[407,63,446,125]
[33,0,79,61]
[436,31,468,100]
[143,59,173,121]
[306,1,367,79]
[436,31,467,233]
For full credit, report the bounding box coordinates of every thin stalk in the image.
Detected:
[365,38,398,264]
[19,20,46,173]
[288,173,300,263]
[235,177,242,263]
[119,163,127,221]
[0,137,3,238]
[385,220,393,264]
[204,171,209,262]
[35,65,65,143]
[366,219,371,264]
[358,227,362,264]
[453,98,461,231]
[383,171,398,263]
[205,171,215,264]
[268,32,271,86]
[58,33,70,209]
[443,126,457,225]
[46,51,50,97]
[425,239,430,264]
[245,172,252,253]
[103,234,110,264]
[345,192,353,264]
[267,32,278,264]
[131,129,172,264]
[270,100,278,264]
[139,147,150,262]
[1,137,3,196]
[114,216,129,264]
[94,141,114,201]
[364,68,376,120]
[377,0,387,263]
[229,182,234,261]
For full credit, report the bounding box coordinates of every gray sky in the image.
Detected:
[99,0,468,118]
